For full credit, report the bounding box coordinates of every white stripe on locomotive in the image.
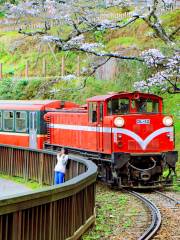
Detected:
[49,124,173,150]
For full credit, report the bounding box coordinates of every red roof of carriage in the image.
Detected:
[0,100,62,111]
[87,92,162,102]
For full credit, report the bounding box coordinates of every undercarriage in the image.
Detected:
[45,143,178,189]
[98,151,178,189]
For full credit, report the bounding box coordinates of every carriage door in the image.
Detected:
[97,102,103,152]
[29,112,37,149]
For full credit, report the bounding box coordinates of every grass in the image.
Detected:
[160,9,180,27]
[82,184,133,240]
[0,173,43,189]
[107,36,138,50]
[105,9,180,52]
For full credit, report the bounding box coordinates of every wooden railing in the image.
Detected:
[0,145,97,240]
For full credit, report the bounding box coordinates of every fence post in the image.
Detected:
[42,58,46,77]
[77,56,80,77]
[10,148,14,176]
[61,56,65,76]
[39,153,44,185]
[23,151,29,182]
[25,60,29,78]
[0,63,3,80]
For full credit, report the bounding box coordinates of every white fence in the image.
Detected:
[0,3,179,32]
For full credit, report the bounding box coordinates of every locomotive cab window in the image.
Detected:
[107,98,129,115]
[89,103,97,123]
[3,111,14,131]
[0,111,2,129]
[16,111,27,132]
[132,98,159,113]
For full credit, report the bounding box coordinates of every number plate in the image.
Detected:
[136,119,150,124]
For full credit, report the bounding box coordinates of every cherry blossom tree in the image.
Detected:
[2,0,179,94]
[6,0,178,43]
[134,49,180,93]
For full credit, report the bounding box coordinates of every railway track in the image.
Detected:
[154,190,180,206]
[138,190,180,240]
[127,191,161,240]
[83,183,162,239]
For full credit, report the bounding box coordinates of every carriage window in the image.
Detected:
[107,98,129,115]
[3,111,14,131]
[16,111,27,132]
[89,103,97,122]
[100,103,103,122]
[0,111,2,129]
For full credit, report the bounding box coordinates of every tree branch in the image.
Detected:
[18,21,50,36]
[65,47,143,61]
[169,26,180,40]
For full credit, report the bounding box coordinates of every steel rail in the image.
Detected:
[154,190,180,206]
[128,191,161,240]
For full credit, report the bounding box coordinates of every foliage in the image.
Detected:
[0,0,18,5]
[134,49,180,93]
[93,30,107,44]
[0,11,4,17]
[0,78,42,100]
[51,60,149,104]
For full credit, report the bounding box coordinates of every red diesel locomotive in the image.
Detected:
[0,92,178,187]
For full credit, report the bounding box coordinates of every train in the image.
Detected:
[0,92,178,188]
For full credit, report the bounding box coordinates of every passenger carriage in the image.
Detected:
[0,100,78,149]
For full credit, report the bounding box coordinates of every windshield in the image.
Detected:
[107,97,159,115]
[107,98,129,115]
[131,98,159,113]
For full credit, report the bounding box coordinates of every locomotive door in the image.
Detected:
[29,112,37,149]
[97,102,103,152]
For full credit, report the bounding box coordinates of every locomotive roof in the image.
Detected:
[87,92,162,102]
[0,100,61,110]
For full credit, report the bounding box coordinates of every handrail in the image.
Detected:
[0,144,97,240]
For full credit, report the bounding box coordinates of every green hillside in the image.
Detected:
[0,10,180,97]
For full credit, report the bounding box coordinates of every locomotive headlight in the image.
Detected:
[163,116,173,126]
[114,117,124,127]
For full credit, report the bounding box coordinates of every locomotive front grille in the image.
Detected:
[147,139,159,150]
[133,124,154,134]
[128,140,136,150]
[128,139,159,151]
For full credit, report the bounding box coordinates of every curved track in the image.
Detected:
[136,190,180,240]
[128,191,161,240]
[154,190,180,206]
